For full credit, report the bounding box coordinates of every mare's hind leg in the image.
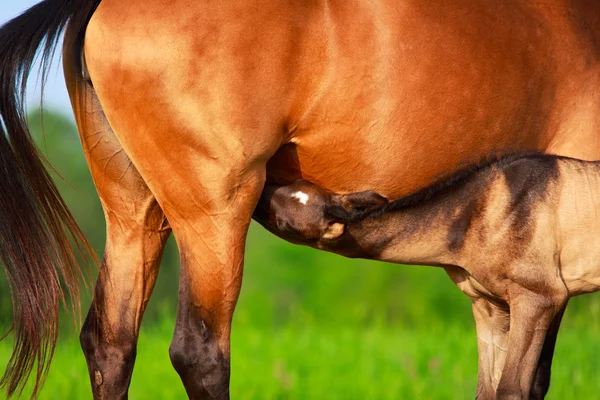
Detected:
[82,10,281,394]
[108,158,265,398]
[65,64,171,398]
[162,166,265,399]
[80,202,169,399]
[80,113,272,398]
[471,298,510,400]
[529,302,568,399]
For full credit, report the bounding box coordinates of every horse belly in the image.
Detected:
[266,0,600,198]
[84,0,600,201]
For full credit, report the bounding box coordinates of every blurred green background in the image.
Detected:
[1,110,600,398]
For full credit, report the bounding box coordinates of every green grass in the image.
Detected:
[2,315,600,399]
[2,200,600,399]
[3,222,600,399]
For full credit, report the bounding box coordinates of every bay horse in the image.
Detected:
[0,0,599,398]
[256,153,598,399]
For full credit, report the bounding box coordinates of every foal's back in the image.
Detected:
[462,156,600,297]
[555,159,600,296]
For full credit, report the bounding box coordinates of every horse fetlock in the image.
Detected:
[79,315,138,398]
[169,319,230,399]
[80,335,137,375]
[80,313,137,361]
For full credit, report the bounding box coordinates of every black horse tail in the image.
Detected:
[0,0,99,397]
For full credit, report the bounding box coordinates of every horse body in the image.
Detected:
[84,0,600,197]
[78,2,600,398]
[1,0,600,398]
[256,155,600,398]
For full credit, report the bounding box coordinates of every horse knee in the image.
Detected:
[495,384,526,400]
[169,318,230,399]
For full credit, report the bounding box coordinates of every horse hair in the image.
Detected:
[0,0,99,397]
[326,152,572,224]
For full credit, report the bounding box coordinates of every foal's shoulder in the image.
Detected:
[495,153,560,185]
[497,153,599,181]
[479,154,563,207]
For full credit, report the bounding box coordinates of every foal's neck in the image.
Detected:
[346,202,462,266]
[344,165,498,267]
[342,153,567,268]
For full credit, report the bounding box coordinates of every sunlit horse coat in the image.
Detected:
[0,0,599,398]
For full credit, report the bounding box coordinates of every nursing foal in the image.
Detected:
[254,153,598,399]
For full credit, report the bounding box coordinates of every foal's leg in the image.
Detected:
[529,302,568,399]
[444,267,510,399]
[471,298,510,400]
[65,68,171,398]
[495,286,567,399]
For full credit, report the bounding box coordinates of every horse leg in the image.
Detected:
[529,302,568,399]
[87,131,266,398]
[82,9,280,394]
[64,64,171,398]
[83,113,268,397]
[444,267,510,399]
[162,165,264,399]
[471,297,510,400]
[495,286,567,399]
[80,205,169,399]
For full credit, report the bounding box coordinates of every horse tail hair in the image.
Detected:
[0,0,99,397]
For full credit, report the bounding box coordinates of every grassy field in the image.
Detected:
[3,220,600,399]
[2,316,600,399]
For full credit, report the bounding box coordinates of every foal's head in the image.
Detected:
[254,180,388,247]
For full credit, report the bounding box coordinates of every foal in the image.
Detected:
[254,153,599,399]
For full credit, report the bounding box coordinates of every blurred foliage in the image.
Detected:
[1,109,600,398]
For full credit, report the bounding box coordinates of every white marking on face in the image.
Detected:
[292,191,309,205]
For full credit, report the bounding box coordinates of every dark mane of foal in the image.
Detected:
[326,152,562,224]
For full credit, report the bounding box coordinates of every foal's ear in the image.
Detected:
[339,190,389,211]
